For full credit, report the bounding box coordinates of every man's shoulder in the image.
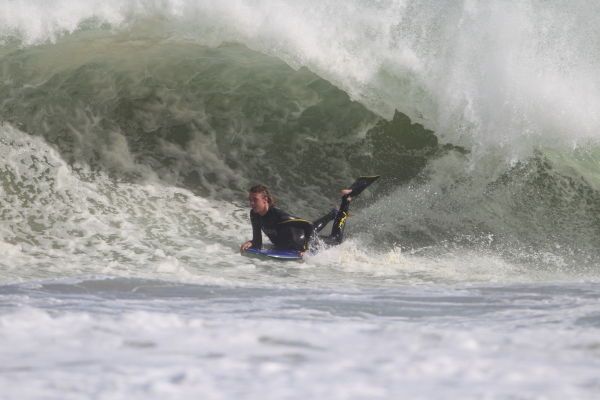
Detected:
[251,207,294,222]
[250,207,288,219]
[269,206,293,219]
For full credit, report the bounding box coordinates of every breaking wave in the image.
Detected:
[2,0,600,281]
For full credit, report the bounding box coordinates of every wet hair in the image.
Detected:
[249,184,275,205]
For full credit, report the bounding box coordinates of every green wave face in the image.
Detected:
[0,34,444,212]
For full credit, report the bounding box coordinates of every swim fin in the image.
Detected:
[345,175,380,199]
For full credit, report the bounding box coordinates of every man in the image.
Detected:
[240,176,379,254]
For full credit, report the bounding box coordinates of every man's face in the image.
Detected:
[249,192,269,216]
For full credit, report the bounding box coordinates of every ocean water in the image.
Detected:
[2,1,600,399]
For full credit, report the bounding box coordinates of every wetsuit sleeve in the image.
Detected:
[250,211,262,249]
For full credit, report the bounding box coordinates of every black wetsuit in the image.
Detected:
[249,176,378,252]
[250,200,350,252]
[250,207,314,251]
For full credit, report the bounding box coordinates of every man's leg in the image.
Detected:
[328,195,351,244]
[312,208,338,233]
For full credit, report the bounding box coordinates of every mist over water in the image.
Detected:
[5,1,600,143]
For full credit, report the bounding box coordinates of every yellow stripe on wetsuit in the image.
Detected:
[279,218,312,225]
[336,211,348,229]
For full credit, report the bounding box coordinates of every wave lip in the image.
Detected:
[5,1,600,149]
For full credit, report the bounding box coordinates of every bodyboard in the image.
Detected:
[243,247,303,261]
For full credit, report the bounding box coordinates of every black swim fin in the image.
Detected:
[345,175,380,199]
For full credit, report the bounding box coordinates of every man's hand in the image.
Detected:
[240,240,253,253]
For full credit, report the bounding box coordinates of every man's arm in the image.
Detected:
[240,211,263,253]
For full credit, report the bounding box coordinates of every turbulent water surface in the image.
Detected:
[2,1,600,399]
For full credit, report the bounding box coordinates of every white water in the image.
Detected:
[2,120,599,399]
[2,278,600,399]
